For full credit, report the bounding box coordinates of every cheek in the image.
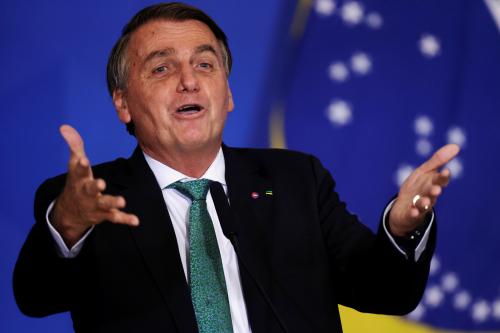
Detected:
[130,85,168,115]
[211,86,231,109]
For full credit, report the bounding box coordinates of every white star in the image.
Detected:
[407,304,426,321]
[485,0,500,34]
[365,12,383,29]
[419,34,441,58]
[394,164,415,187]
[425,285,444,307]
[492,299,500,320]
[441,272,459,292]
[328,62,349,82]
[327,100,353,126]
[315,0,336,16]
[416,138,433,157]
[350,52,372,75]
[446,158,463,179]
[341,1,364,26]
[414,115,434,136]
[454,290,471,310]
[430,256,440,275]
[447,126,467,147]
[472,300,491,323]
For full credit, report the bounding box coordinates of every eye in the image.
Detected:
[197,62,213,70]
[152,65,168,74]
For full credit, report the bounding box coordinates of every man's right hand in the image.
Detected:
[51,125,139,247]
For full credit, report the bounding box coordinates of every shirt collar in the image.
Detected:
[143,148,226,189]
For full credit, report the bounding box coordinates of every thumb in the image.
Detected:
[60,124,86,159]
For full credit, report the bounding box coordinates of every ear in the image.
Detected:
[113,89,131,124]
[227,86,234,113]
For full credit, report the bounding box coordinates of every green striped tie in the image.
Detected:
[169,179,233,333]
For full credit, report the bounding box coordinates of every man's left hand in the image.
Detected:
[388,144,460,237]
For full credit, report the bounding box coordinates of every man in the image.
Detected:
[13,2,459,333]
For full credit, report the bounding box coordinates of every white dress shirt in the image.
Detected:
[46,148,433,332]
[47,148,252,333]
[143,149,252,333]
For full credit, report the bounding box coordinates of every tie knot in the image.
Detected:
[168,179,211,201]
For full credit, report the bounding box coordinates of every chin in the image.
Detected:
[180,135,220,151]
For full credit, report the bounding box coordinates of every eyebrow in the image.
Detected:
[194,44,218,57]
[142,44,219,67]
[143,48,176,66]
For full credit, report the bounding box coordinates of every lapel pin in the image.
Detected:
[265,190,273,196]
[251,192,259,199]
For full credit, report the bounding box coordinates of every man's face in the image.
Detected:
[114,19,234,157]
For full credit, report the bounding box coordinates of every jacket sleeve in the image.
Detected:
[13,174,86,317]
[311,155,436,315]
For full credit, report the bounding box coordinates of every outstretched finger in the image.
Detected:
[429,185,442,197]
[432,168,451,187]
[97,194,126,210]
[60,124,87,159]
[70,157,92,179]
[419,144,460,173]
[104,209,139,227]
[61,125,93,180]
[83,178,106,196]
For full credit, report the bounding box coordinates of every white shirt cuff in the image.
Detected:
[46,200,94,258]
[382,199,434,262]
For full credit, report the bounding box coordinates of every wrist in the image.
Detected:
[387,221,413,237]
[388,208,425,237]
[51,198,88,247]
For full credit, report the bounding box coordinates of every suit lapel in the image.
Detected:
[223,146,277,332]
[111,147,198,333]
[108,146,277,332]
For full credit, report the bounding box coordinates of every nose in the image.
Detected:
[176,65,199,93]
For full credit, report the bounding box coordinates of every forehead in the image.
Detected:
[128,19,219,59]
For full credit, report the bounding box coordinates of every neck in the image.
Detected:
[141,143,221,178]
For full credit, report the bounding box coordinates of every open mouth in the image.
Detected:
[176,104,203,115]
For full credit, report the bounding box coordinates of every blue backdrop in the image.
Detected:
[0,1,287,331]
[2,0,499,332]
[265,0,500,330]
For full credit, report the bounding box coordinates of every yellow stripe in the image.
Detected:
[289,0,313,40]
[340,306,500,333]
[269,102,287,149]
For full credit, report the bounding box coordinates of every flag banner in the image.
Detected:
[270,0,500,330]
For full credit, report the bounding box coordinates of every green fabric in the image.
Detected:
[169,179,233,333]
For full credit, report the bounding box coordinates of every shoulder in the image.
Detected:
[226,145,321,161]
[223,146,328,180]
[36,156,130,200]
[44,157,127,184]
[226,145,313,163]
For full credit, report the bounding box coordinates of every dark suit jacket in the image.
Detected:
[14,146,435,332]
